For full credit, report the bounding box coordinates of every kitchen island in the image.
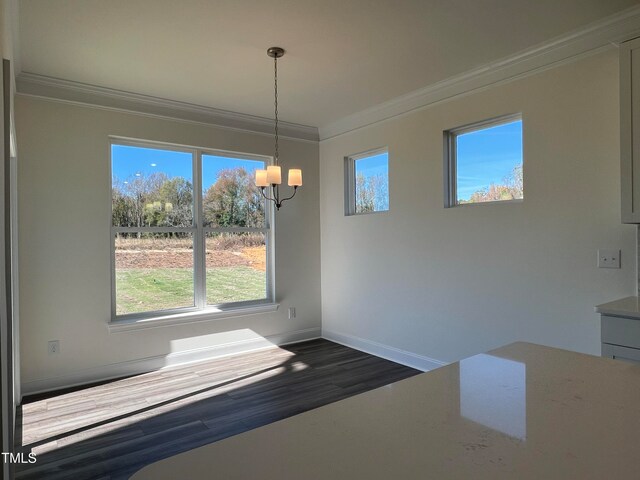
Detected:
[132,342,640,480]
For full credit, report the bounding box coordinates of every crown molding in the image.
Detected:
[15,5,640,143]
[16,72,319,142]
[319,5,640,141]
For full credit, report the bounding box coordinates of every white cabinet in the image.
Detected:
[620,37,640,223]
[601,314,640,364]
[596,298,640,363]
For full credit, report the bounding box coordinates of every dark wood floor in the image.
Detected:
[15,339,420,480]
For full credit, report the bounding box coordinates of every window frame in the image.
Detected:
[444,113,523,208]
[344,146,389,216]
[109,137,275,326]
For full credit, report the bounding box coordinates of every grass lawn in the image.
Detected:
[116,267,266,315]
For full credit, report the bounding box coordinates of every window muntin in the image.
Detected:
[446,115,523,206]
[111,140,271,320]
[345,148,389,215]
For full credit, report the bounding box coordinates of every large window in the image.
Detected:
[111,140,271,320]
[345,148,389,215]
[445,115,523,207]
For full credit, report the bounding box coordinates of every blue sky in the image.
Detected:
[111,145,265,191]
[456,119,522,201]
[356,152,388,179]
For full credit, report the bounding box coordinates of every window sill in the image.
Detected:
[108,303,280,333]
[448,198,523,208]
[346,209,389,217]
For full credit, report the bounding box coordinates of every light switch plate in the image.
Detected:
[598,249,621,269]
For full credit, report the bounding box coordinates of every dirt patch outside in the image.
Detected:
[114,236,266,271]
[240,247,267,271]
[116,248,265,270]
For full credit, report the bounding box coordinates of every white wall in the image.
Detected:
[16,96,321,391]
[320,50,636,364]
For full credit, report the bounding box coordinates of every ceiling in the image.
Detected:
[18,0,640,129]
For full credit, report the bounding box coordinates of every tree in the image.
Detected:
[120,172,169,228]
[112,177,133,227]
[244,181,265,227]
[111,172,194,239]
[355,173,389,212]
[465,163,523,203]
[203,167,264,227]
[507,163,523,198]
[356,173,375,213]
[113,167,264,235]
[154,177,193,227]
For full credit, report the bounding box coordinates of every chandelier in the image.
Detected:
[254,47,302,210]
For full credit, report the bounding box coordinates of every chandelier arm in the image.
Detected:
[278,186,298,205]
[260,187,280,209]
[260,186,276,200]
[259,187,271,201]
[260,185,282,203]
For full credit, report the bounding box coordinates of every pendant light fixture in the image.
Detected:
[254,47,302,210]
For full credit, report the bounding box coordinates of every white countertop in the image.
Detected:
[595,295,640,319]
[131,342,640,480]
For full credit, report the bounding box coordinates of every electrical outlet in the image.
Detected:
[288,307,296,319]
[48,340,60,355]
[598,249,621,269]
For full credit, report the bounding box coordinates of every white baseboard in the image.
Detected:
[21,327,443,397]
[322,329,447,372]
[21,327,321,397]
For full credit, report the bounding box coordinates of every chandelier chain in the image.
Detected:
[274,54,279,165]
[258,47,299,211]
